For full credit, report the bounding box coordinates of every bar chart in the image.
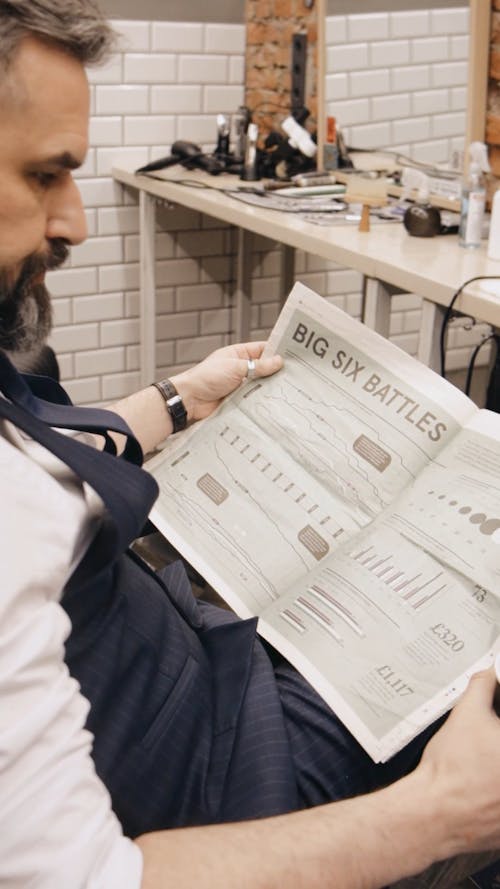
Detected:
[350,543,448,610]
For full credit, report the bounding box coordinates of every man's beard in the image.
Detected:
[0,239,69,353]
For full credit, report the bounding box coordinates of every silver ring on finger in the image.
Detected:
[246,358,257,379]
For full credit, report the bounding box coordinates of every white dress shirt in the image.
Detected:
[0,415,143,888]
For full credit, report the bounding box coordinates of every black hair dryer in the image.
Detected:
[136,141,204,173]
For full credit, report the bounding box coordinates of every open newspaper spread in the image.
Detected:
[146,282,500,762]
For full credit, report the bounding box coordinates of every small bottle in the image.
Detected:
[487,188,500,260]
[323,116,338,171]
[459,141,490,248]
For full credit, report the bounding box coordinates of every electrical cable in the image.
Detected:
[439,276,500,379]
[464,331,496,397]
[140,174,234,192]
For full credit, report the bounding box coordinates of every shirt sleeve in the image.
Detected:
[0,433,143,889]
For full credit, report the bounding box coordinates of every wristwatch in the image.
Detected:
[151,378,188,433]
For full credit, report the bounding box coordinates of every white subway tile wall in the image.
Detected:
[48,8,481,406]
[325,8,468,162]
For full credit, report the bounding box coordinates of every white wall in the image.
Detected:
[47,7,484,406]
[325,7,469,165]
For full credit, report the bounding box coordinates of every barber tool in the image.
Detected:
[215,114,230,158]
[262,179,294,191]
[231,106,251,162]
[136,140,226,176]
[281,116,317,159]
[240,123,259,181]
[136,141,204,173]
[344,175,388,232]
[278,183,345,197]
[292,171,338,188]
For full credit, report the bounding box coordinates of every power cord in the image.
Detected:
[439,276,500,379]
[464,331,497,397]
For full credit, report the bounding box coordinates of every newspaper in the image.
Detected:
[146,283,500,762]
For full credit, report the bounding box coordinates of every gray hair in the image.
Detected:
[0,0,115,69]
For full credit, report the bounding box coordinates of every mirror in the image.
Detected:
[322,0,473,177]
[243,1,488,187]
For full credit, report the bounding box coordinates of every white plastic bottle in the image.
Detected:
[459,141,490,248]
[488,188,500,260]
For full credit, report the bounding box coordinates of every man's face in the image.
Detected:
[0,36,89,352]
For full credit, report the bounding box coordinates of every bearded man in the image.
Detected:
[2,3,500,889]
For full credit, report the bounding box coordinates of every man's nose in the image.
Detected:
[45,175,87,246]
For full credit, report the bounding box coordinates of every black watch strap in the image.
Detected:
[151,379,188,433]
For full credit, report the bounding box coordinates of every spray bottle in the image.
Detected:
[459,141,490,248]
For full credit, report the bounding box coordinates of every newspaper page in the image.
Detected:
[384,409,500,592]
[147,283,500,761]
[259,522,500,761]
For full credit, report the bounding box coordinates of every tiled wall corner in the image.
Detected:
[48,8,483,407]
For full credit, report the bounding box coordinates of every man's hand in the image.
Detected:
[171,342,284,423]
[111,342,283,456]
[417,666,500,857]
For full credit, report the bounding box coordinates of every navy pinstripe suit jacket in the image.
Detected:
[0,354,299,836]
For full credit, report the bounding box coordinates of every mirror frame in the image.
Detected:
[316,0,326,169]
[466,0,489,149]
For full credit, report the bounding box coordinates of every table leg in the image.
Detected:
[139,190,157,387]
[418,299,447,372]
[234,227,253,342]
[362,276,393,337]
[280,245,295,307]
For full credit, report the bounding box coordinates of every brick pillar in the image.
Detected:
[244,0,319,143]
